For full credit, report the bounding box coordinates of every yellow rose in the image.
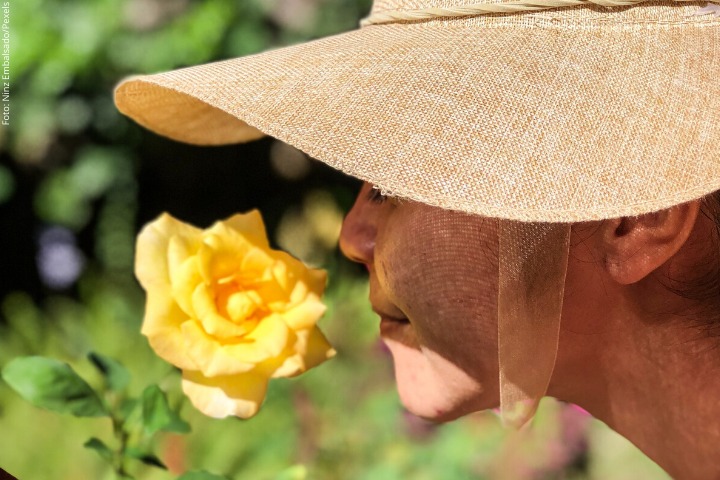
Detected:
[135,210,335,419]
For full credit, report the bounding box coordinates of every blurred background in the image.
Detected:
[0,0,670,478]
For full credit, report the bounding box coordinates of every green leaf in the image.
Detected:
[125,448,167,470]
[177,471,230,480]
[84,437,113,463]
[119,398,140,422]
[88,352,130,392]
[119,397,146,439]
[141,385,191,435]
[1,356,108,417]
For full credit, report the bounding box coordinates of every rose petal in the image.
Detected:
[254,273,291,310]
[181,321,257,377]
[302,326,337,369]
[281,295,326,330]
[269,251,302,293]
[135,213,201,290]
[267,354,304,378]
[182,315,292,376]
[198,231,247,284]
[224,290,261,323]
[221,210,270,248]
[305,269,328,297]
[245,315,290,350]
[269,327,335,378]
[182,370,268,419]
[251,327,300,377]
[287,277,308,304]
[271,259,290,292]
[192,283,256,339]
[140,293,197,370]
[240,248,274,279]
[167,231,202,284]
[169,253,202,318]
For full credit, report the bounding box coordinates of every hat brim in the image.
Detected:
[115,16,720,222]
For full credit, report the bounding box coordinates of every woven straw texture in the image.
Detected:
[115,0,720,222]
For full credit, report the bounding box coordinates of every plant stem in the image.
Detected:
[112,413,130,478]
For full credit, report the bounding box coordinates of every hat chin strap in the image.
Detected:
[497,222,571,428]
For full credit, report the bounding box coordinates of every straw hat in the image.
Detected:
[115,0,720,223]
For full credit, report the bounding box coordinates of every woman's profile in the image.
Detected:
[114,0,720,477]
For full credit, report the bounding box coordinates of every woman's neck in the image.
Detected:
[553,288,720,479]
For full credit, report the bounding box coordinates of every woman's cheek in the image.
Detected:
[373,204,502,410]
[391,248,499,350]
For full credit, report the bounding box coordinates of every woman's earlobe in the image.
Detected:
[602,201,701,285]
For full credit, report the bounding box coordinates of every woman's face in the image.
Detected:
[339,183,500,421]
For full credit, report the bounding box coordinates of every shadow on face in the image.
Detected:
[340,183,500,421]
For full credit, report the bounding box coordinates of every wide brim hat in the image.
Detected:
[115,0,720,223]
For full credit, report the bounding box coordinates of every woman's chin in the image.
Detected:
[395,378,488,422]
[401,397,467,422]
[385,339,495,422]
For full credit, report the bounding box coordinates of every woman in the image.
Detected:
[339,182,720,478]
[114,0,720,477]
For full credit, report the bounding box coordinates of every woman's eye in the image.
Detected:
[367,187,388,204]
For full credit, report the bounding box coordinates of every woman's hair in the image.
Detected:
[660,192,720,340]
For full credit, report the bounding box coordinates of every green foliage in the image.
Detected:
[85,437,115,463]
[125,448,168,470]
[1,356,108,417]
[177,471,230,480]
[141,385,191,435]
[178,470,227,480]
[1,350,195,478]
[89,352,131,392]
[33,146,134,230]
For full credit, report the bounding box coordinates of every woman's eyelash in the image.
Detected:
[367,187,388,204]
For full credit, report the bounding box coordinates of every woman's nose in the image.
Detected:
[339,183,378,265]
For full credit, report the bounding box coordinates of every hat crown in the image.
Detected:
[372,0,502,12]
[367,0,718,25]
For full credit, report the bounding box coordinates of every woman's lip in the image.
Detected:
[372,308,408,323]
[373,307,410,336]
[380,315,409,325]
[379,316,410,336]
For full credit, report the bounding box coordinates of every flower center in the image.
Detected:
[215,282,263,327]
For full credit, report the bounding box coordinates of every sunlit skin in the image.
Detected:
[339,182,720,479]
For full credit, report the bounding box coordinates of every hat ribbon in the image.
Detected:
[361,0,708,25]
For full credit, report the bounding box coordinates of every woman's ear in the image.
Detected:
[600,201,701,285]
